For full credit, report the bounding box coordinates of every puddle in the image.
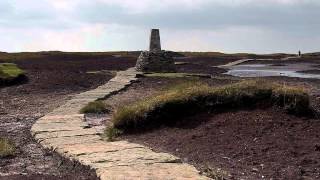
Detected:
[225,63,320,79]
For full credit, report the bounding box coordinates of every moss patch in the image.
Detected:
[0,63,26,86]
[0,63,24,80]
[110,80,311,132]
[0,138,15,158]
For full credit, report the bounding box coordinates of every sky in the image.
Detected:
[0,0,320,54]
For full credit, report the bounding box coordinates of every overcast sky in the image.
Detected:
[0,0,319,53]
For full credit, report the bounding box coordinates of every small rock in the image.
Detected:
[252,168,259,173]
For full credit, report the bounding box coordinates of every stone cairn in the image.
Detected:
[135,29,176,72]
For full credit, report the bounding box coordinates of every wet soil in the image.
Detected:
[5,53,319,179]
[297,69,320,75]
[0,55,136,179]
[0,74,28,87]
[106,74,320,179]
[243,57,320,66]
[174,57,237,75]
[122,108,320,180]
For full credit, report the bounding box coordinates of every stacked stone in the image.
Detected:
[135,29,176,72]
[149,29,161,51]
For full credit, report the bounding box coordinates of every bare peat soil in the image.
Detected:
[112,75,320,180]
[122,108,320,180]
[175,57,237,75]
[0,56,136,179]
[243,57,320,66]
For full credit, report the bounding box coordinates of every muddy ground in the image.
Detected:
[3,53,320,179]
[0,55,136,179]
[243,57,320,65]
[0,52,237,179]
[106,67,320,179]
[174,56,236,75]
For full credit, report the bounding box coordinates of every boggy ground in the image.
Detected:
[123,108,320,180]
[0,55,136,179]
[107,75,320,180]
[174,56,237,75]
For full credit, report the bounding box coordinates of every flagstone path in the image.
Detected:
[218,59,254,67]
[31,68,208,180]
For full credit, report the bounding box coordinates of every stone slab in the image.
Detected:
[31,68,207,179]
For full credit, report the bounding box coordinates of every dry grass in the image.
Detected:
[202,166,230,180]
[0,138,15,158]
[80,101,110,114]
[105,127,123,142]
[110,80,311,132]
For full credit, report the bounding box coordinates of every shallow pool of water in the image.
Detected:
[225,63,320,79]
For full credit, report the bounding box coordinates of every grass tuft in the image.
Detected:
[80,101,110,114]
[0,137,15,158]
[110,80,311,132]
[104,127,123,142]
[272,85,310,114]
[202,166,229,180]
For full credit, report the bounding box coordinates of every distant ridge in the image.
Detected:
[305,52,320,56]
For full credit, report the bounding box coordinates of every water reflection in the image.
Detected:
[225,63,320,79]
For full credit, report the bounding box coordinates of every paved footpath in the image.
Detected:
[31,68,208,180]
[218,59,254,68]
[219,56,298,68]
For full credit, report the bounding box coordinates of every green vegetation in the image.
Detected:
[110,80,311,132]
[0,63,24,85]
[0,138,15,158]
[80,101,110,114]
[0,63,24,80]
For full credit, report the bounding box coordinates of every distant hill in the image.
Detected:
[0,51,142,61]
[176,51,294,59]
[0,50,318,62]
[304,52,320,57]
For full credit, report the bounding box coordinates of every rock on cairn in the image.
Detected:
[135,29,176,72]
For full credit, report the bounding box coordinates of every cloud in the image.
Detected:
[0,24,103,52]
[163,26,320,53]
[0,0,320,53]
[76,0,320,31]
